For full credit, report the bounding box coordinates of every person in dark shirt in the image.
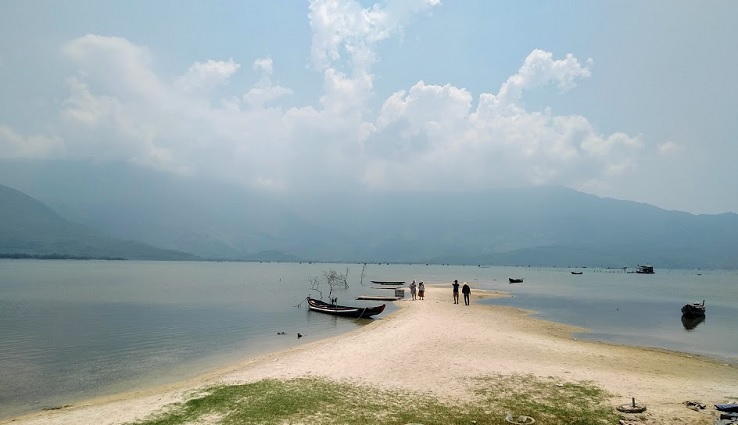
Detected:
[452,279,460,304]
[462,282,471,305]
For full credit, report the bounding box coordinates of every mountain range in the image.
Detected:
[1,159,737,268]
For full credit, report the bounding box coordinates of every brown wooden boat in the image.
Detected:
[307,297,386,318]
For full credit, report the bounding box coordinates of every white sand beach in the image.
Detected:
[4,285,736,425]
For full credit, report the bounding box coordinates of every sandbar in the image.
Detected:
[4,285,736,425]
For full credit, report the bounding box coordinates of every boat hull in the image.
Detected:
[681,303,705,317]
[681,313,705,330]
[307,297,386,318]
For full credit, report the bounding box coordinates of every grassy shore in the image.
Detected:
[128,376,619,425]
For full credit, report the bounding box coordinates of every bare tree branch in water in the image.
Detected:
[360,263,367,285]
[323,268,349,290]
[302,268,351,304]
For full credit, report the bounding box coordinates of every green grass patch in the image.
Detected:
[128,374,621,425]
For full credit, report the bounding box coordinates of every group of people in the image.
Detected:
[409,280,425,300]
[452,279,471,305]
[408,279,471,305]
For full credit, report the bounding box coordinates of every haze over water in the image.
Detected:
[1,260,735,419]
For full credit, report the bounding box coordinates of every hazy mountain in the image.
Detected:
[0,183,197,260]
[1,159,737,268]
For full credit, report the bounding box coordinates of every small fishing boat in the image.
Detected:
[680,313,705,330]
[571,271,583,275]
[370,280,405,285]
[307,297,386,318]
[508,277,524,283]
[681,300,705,317]
[635,264,654,274]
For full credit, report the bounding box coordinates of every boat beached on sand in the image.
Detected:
[307,297,386,318]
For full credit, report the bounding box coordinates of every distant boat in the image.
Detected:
[508,277,524,283]
[635,265,654,274]
[571,271,583,275]
[681,300,705,318]
[307,297,386,318]
[370,280,405,285]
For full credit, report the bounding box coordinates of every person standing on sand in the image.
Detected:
[410,280,417,300]
[462,282,471,305]
[452,279,460,304]
[418,281,425,300]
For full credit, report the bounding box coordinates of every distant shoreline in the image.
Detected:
[0,253,126,260]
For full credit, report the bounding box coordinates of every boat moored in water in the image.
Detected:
[681,300,705,317]
[370,280,405,285]
[681,313,705,330]
[508,277,524,283]
[635,264,654,274]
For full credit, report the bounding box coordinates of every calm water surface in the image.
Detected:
[1,260,736,419]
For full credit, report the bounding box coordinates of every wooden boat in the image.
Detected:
[370,280,405,285]
[681,313,705,330]
[681,300,705,317]
[571,271,583,275]
[508,278,524,283]
[307,297,386,318]
[356,295,400,301]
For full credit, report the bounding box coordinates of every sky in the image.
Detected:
[1,0,736,214]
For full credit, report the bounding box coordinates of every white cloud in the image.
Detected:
[243,57,293,107]
[62,34,162,100]
[359,49,638,191]
[658,140,680,155]
[174,59,240,94]
[485,49,593,113]
[2,1,649,199]
[308,0,441,112]
[0,124,63,158]
[308,0,440,70]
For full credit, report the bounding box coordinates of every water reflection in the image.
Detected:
[681,313,705,330]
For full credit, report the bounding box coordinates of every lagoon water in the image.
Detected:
[1,260,736,419]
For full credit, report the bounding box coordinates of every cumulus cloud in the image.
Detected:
[308,0,439,72]
[360,49,639,191]
[62,34,162,99]
[658,140,680,155]
[0,125,63,158]
[2,0,645,196]
[174,59,240,94]
[483,49,593,114]
[242,57,293,107]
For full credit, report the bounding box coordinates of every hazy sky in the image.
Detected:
[1,1,736,214]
